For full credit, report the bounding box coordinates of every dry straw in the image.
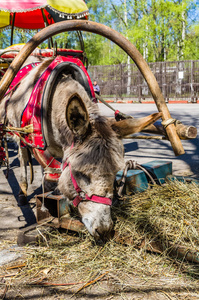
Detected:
[2,179,199,290]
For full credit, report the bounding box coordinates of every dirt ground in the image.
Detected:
[1,277,199,300]
[1,138,199,299]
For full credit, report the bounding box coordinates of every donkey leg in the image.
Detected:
[18,146,29,206]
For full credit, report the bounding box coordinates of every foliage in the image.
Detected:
[0,0,198,64]
[83,0,199,65]
[0,28,41,49]
[183,24,199,59]
[0,29,10,48]
[53,32,83,50]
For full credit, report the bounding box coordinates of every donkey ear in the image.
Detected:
[66,94,90,137]
[111,112,162,138]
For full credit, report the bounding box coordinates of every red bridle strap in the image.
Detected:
[62,145,112,207]
[73,194,112,207]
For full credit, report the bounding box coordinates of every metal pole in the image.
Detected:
[41,8,53,48]
[10,13,15,45]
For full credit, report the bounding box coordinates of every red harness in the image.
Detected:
[62,144,112,207]
[20,56,96,181]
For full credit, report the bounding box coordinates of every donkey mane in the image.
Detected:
[69,134,124,174]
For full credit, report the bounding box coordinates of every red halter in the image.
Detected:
[62,144,112,207]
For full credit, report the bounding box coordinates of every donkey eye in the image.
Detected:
[74,171,90,184]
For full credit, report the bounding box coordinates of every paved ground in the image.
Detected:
[0,144,41,245]
[100,103,199,177]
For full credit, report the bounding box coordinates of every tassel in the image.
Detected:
[41,175,48,212]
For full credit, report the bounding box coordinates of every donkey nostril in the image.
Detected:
[94,226,113,242]
[95,229,100,237]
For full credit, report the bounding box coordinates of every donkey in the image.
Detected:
[0,57,162,240]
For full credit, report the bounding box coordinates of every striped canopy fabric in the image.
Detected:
[0,0,89,29]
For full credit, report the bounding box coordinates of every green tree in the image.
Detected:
[184,24,199,59]
[84,0,199,64]
[1,0,198,64]
[0,29,10,48]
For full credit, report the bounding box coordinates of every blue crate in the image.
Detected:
[116,169,148,195]
[116,160,172,195]
[141,160,172,184]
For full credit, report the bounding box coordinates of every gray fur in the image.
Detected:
[0,57,161,240]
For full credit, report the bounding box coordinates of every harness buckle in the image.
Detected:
[73,195,83,207]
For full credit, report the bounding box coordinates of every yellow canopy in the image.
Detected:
[0,11,10,28]
[0,0,89,29]
[47,0,88,15]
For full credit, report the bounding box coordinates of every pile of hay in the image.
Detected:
[114,179,199,251]
[2,179,199,289]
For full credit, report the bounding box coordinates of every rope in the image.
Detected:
[94,93,133,120]
[117,160,156,197]
[5,124,34,134]
[161,118,176,128]
[41,157,56,212]
[41,175,49,212]
[43,167,62,174]
[4,124,34,147]
[3,137,9,178]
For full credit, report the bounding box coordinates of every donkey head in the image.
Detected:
[58,94,162,240]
